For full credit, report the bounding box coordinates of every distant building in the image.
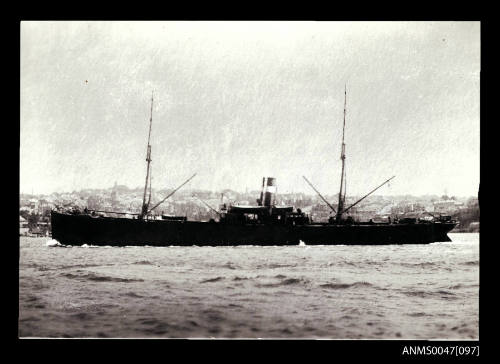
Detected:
[19,216,29,236]
[433,200,464,215]
[467,197,479,208]
[391,201,426,215]
[469,221,479,232]
[311,204,333,222]
[34,221,50,236]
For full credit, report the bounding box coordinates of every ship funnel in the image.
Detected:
[259,177,276,207]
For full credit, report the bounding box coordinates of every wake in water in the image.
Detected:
[45,239,62,247]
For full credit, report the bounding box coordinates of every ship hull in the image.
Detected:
[51,211,456,246]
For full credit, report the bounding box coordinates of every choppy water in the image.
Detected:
[19,233,479,339]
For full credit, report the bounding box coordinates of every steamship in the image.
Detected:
[51,91,457,246]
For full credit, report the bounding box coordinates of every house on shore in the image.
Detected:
[19,216,29,236]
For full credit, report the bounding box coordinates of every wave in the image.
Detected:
[122,292,144,298]
[462,260,479,266]
[202,309,226,323]
[205,262,241,270]
[70,312,91,321]
[62,263,114,270]
[400,262,443,268]
[132,260,154,265]
[256,263,297,269]
[232,276,249,281]
[320,281,374,290]
[221,262,239,270]
[448,284,479,290]
[134,319,174,335]
[200,277,225,283]
[402,290,457,299]
[23,263,53,271]
[256,277,310,288]
[282,278,306,285]
[321,260,382,268]
[61,272,144,283]
[361,260,382,266]
[406,312,429,317]
[46,239,62,247]
[29,263,115,271]
[403,290,427,298]
[437,290,456,296]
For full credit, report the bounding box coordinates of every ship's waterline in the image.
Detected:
[19,234,478,339]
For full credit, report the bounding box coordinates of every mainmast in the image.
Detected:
[343,169,347,205]
[147,166,153,207]
[140,91,154,219]
[336,85,347,221]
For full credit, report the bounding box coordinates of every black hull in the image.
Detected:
[51,211,456,246]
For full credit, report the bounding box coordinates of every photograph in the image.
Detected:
[19,21,479,340]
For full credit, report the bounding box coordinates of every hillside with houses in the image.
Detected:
[19,184,479,237]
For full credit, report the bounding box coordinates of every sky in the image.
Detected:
[20,21,480,197]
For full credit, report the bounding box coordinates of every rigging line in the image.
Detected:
[302,176,336,213]
[341,176,396,215]
[192,195,221,216]
[147,173,197,214]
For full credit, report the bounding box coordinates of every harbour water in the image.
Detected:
[19,233,479,339]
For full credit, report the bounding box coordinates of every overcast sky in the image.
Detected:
[20,21,480,197]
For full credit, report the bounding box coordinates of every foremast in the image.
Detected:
[336,85,347,222]
[140,92,154,219]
